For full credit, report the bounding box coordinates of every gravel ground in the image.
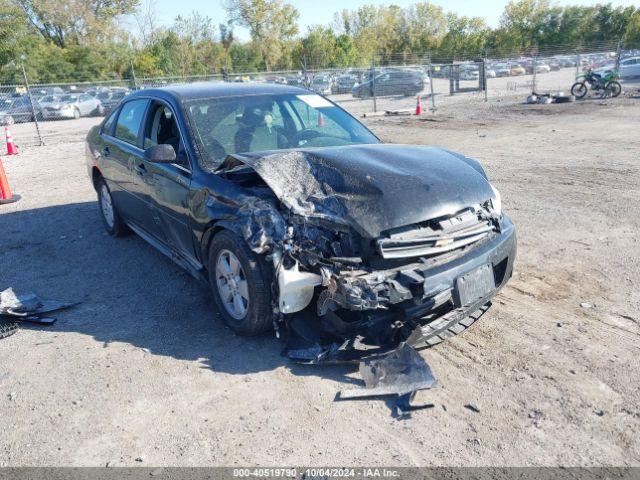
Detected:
[0,95,639,467]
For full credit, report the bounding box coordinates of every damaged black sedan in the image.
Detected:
[85,83,516,362]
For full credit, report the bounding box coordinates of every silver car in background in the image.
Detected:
[41,93,104,120]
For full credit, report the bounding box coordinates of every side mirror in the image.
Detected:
[144,144,176,163]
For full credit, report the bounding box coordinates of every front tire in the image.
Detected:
[208,230,273,336]
[571,82,588,99]
[97,178,127,236]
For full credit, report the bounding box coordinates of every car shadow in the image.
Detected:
[1,201,362,387]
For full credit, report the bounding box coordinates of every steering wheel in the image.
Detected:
[292,128,324,146]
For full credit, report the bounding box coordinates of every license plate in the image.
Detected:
[455,264,495,307]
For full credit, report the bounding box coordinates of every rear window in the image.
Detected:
[115,99,148,145]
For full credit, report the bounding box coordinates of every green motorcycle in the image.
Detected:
[571,69,622,99]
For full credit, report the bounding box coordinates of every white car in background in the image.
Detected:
[41,93,104,120]
[536,63,551,73]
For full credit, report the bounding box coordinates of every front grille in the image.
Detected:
[376,206,496,259]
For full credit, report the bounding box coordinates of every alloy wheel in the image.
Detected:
[215,249,250,320]
[100,184,115,229]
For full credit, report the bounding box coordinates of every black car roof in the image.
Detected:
[130,82,312,102]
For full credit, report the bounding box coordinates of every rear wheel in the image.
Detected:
[208,230,273,336]
[605,81,622,98]
[97,178,127,236]
[571,82,588,99]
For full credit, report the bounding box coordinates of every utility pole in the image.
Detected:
[427,54,435,110]
[371,56,377,113]
[20,55,44,146]
[130,59,138,90]
[614,39,622,71]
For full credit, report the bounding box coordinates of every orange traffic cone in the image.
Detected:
[5,127,18,155]
[0,157,19,204]
[318,112,324,127]
[415,95,422,116]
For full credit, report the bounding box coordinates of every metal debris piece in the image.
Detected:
[339,344,437,399]
[395,391,435,415]
[0,288,77,324]
[22,316,57,325]
[464,403,481,413]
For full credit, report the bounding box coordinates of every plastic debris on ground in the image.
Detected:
[338,343,437,412]
[0,288,78,329]
[527,92,574,104]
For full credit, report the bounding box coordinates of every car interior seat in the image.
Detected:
[235,104,287,153]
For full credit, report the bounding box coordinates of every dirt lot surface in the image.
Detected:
[1,95,639,467]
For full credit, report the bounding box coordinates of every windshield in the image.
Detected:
[97,91,111,100]
[41,95,58,103]
[186,93,379,169]
[60,95,77,102]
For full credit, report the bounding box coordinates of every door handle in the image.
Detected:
[134,163,146,176]
[103,146,110,158]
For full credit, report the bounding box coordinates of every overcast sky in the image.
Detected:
[141,0,638,40]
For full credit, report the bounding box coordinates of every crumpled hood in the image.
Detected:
[222,144,495,238]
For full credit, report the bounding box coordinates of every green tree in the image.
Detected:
[225,0,299,70]
[10,0,139,47]
[624,11,640,48]
[500,0,551,50]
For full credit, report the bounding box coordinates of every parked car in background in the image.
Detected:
[85,82,516,361]
[558,57,577,68]
[492,63,511,77]
[547,59,561,71]
[41,93,104,120]
[605,56,640,79]
[332,74,358,94]
[285,76,304,87]
[352,70,424,98]
[535,62,551,73]
[36,95,61,119]
[510,64,526,76]
[0,96,39,124]
[430,64,451,78]
[459,64,480,81]
[97,88,131,115]
[310,75,332,95]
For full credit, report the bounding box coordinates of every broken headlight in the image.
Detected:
[490,183,502,217]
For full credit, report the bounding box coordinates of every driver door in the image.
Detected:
[141,101,195,261]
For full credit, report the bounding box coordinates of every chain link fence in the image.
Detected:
[1,40,638,148]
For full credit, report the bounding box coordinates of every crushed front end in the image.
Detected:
[215,146,517,363]
[273,204,516,363]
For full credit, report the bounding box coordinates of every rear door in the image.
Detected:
[141,100,195,261]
